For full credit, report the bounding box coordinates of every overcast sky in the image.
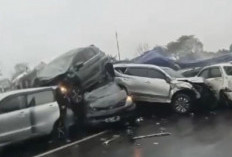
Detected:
[1,0,232,77]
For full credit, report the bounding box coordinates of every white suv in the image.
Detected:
[197,63,232,106]
[0,87,62,147]
[114,64,205,114]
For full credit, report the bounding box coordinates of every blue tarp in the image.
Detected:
[178,53,232,69]
[133,47,179,70]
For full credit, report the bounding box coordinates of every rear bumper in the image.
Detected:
[85,103,136,127]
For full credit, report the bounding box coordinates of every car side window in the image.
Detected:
[199,69,209,79]
[115,67,127,74]
[72,51,86,64]
[125,68,148,77]
[82,50,96,61]
[147,69,166,79]
[27,90,55,107]
[208,67,221,78]
[0,95,26,114]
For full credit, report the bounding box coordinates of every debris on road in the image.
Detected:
[153,142,159,145]
[132,132,171,140]
[156,122,160,125]
[136,117,144,123]
[100,137,107,142]
[210,111,216,115]
[136,143,141,146]
[103,135,120,146]
[159,127,167,132]
[190,112,195,117]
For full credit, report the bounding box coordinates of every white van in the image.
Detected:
[0,87,61,147]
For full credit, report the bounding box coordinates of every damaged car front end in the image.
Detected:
[113,64,217,113]
[84,82,136,126]
[176,77,218,110]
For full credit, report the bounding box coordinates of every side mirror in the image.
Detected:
[74,62,84,71]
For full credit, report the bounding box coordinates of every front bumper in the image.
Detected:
[85,103,136,127]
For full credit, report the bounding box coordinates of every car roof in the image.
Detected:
[0,86,57,101]
[201,63,232,69]
[114,63,163,69]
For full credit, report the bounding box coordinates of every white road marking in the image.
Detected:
[34,130,108,157]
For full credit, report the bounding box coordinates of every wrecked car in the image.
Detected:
[35,45,110,103]
[83,82,136,126]
[197,63,232,107]
[113,64,216,114]
[0,87,74,147]
[179,67,202,78]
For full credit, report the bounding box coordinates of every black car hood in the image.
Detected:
[84,82,127,109]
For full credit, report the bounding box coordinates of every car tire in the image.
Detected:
[172,93,192,114]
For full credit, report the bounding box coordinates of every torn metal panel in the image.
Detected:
[103,135,120,146]
[84,82,136,126]
[36,46,110,92]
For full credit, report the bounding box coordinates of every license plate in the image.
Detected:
[105,116,121,123]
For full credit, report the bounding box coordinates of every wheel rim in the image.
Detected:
[174,96,190,113]
[70,88,83,103]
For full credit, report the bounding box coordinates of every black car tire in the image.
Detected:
[172,93,192,114]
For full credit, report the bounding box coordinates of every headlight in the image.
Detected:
[126,96,133,105]
[126,96,133,102]
[59,85,68,94]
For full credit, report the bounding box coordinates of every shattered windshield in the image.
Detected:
[223,66,232,75]
[161,67,183,78]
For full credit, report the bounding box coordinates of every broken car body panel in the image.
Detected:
[197,63,232,101]
[113,64,201,103]
[36,45,109,91]
[84,82,135,126]
[0,87,61,147]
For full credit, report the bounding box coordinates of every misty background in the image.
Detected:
[1,0,232,77]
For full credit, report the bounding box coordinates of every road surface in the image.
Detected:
[1,103,232,157]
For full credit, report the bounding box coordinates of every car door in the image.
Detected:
[0,94,31,144]
[27,90,59,135]
[146,68,171,102]
[123,67,153,99]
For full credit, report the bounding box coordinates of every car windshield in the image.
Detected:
[161,67,183,78]
[223,66,232,75]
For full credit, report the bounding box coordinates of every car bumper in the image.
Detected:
[85,103,136,127]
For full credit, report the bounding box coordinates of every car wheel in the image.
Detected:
[172,93,192,114]
[70,86,84,104]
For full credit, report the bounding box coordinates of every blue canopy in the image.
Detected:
[133,47,179,70]
[178,53,232,69]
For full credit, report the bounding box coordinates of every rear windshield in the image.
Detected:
[223,66,232,75]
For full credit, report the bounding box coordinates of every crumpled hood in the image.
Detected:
[84,82,127,109]
[176,77,204,83]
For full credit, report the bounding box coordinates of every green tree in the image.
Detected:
[166,35,204,58]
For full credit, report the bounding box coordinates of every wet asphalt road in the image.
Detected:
[2,103,232,157]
